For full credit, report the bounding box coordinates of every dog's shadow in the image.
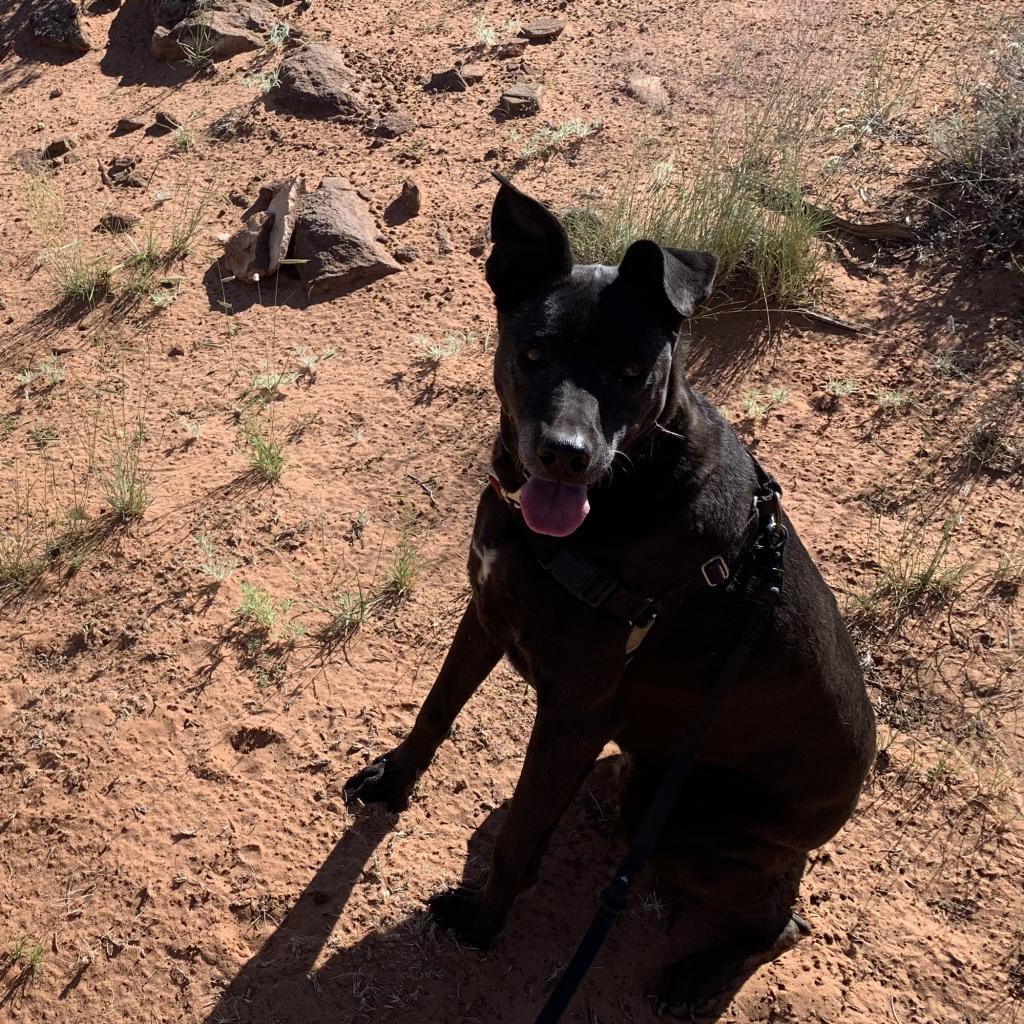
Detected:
[201,756,764,1024]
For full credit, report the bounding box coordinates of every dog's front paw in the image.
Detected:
[427,888,502,949]
[342,753,417,812]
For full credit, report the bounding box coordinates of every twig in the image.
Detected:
[790,308,873,334]
[407,473,439,510]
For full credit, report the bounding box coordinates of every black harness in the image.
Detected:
[489,459,789,1023]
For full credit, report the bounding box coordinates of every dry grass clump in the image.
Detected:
[931,23,1024,252]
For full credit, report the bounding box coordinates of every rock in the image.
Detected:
[42,137,76,161]
[384,178,421,225]
[209,105,257,141]
[101,154,144,188]
[519,17,565,43]
[31,0,92,54]
[626,73,669,111]
[393,244,418,264]
[459,63,485,85]
[223,174,306,282]
[270,42,374,121]
[151,5,270,62]
[499,83,542,117]
[373,109,416,139]
[425,68,466,93]
[154,110,183,130]
[494,38,527,59]
[50,87,64,99]
[434,225,453,255]
[513,59,544,83]
[224,211,271,282]
[114,116,147,135]
[149,0,196,27]
[98,211,140,234]
[262,175,305,276]
[291,178,400,293]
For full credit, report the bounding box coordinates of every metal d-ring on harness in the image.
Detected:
[527,463,789,1024]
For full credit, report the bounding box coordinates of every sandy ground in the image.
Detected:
[1,0,1022,1022]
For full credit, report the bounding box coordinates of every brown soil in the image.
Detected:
[1,2,1022,1023]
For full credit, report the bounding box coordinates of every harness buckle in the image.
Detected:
[701,555,730,588]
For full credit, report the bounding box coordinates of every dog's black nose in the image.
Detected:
[537,437,591,478]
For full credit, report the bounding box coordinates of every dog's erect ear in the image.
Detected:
[617,239,718,322]
[485,172,574,308]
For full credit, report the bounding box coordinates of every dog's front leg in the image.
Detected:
[429,699,613,947]
[343,598,502,811]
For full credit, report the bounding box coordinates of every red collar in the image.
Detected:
[488,472,525,509]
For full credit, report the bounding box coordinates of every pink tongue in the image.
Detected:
[519,477,590,537]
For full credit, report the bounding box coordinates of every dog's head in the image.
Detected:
[485,174,718,536]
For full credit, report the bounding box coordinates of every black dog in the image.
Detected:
[345,175,876,1015]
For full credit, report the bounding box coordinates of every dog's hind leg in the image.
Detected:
[653,854,808,1018]
[343,598,502,811]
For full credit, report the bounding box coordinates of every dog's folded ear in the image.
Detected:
[486,172,574,309]
[617,239,718,322]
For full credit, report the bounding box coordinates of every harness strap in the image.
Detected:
[499,460,783,657]
[530,462,789,1024]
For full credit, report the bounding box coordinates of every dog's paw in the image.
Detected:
[427,888,501,949]
[655,947,741,1018]
[342,754,416,812]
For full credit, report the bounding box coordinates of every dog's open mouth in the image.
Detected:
[519,477,591,537]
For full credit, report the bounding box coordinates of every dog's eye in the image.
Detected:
[525,348,543,363]
[623,362,643,378]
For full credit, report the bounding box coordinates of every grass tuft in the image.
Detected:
[243,421,286,482]
[378,508,424,606]
[851,514,971,631]
[100,425,151,522]
[931,22,1024,253]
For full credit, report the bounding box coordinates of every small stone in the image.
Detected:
[209,105,257,142]
[494,38,527,59]
[114,116,147,135]
[434,225,453,255]
[98,211,140,234]
[373,109,416,139]
[397,178,421,215]
[50,87,64,99]
[154,110,183,130]
[514,59,544,83]
[393,244,418,264]
[31,0,92,55]
[42,136,76,161]
[384,178,421,225]
[499,83,542,117]
[519,17,565,43]
[168,344,186,357]
[460,63,485,85]
[102,154,144,188]
[626,73,670,111]
[425,68,466,93]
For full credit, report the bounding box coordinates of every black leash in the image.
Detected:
[533,471,788,1024]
